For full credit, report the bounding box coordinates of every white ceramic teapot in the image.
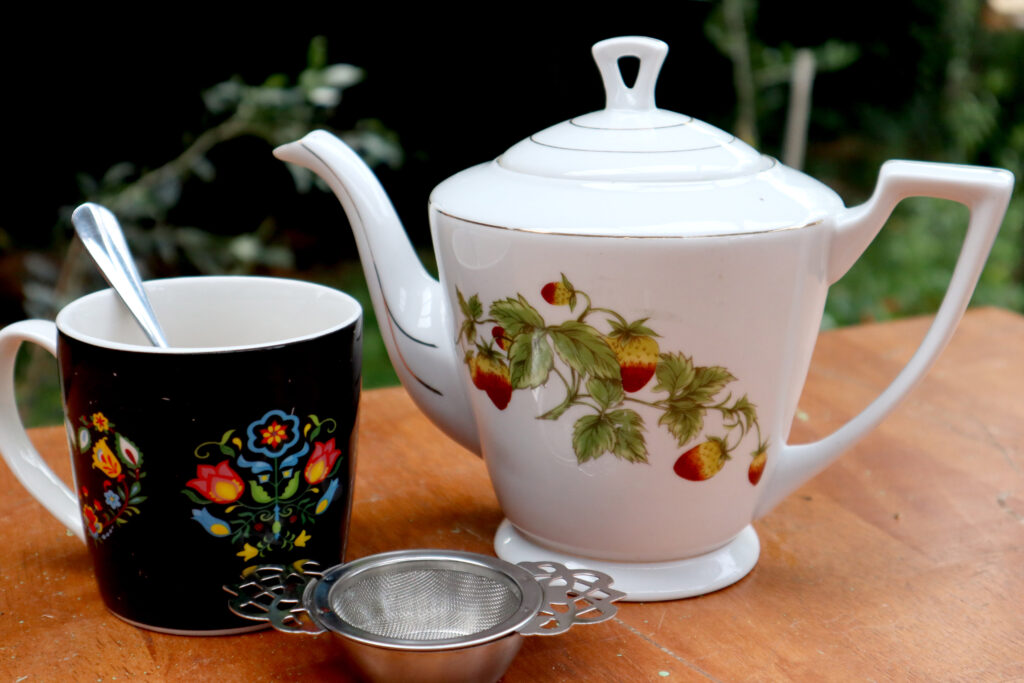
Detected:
[274,36,1014,600]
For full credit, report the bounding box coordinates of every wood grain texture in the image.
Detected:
[1,308,1021,682]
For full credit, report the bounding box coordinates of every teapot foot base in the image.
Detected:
[493,520,759,601]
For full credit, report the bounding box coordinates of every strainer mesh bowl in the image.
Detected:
[329,564,524,642]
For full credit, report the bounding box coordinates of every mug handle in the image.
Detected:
[0,320,84,541]
[755,160,1015,517]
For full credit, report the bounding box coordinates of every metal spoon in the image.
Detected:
[71,203,170,348]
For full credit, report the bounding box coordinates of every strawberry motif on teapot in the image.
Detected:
[456,275,768,481]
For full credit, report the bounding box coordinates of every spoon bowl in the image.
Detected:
[71,203,169,348]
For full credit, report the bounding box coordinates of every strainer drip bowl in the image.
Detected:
[330,563,523,642]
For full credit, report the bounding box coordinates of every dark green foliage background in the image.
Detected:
[3,3,1022,425]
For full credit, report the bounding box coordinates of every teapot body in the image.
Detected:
[273,35,1013,598]
[434,209,834,561]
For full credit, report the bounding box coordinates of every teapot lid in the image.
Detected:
[430,36,843,237]
[497,37,772,182]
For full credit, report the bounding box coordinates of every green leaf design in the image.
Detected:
[560,273,579,311]
[659,397,706,446]
[572,409,647,463]
[458,289,483,320]
[654,353,735,404]
[217,429,237,456]
[508,329,554,389]
[490,295,544,337]
[538,397,573,421]
[307,414,333,441]
[182,489,210,505]
[249,480,273,504]
[608,409,647,463]
[280,471,302,500]
[549,321,620,380]
[195,430,237,459]
[456,291,481,344]
[654,353,697,396]
[572,414,616,463]
[608,317,658,340]
[688,366,736,403]
[729,395,758,430]
[459,319,477,345]
[587,376,624,411]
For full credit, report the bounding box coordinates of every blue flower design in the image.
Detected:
[191,508,232,537]
[104,490,122,509]
[314,479,340,516]
[234,454,274,473]
[246,410,304,459]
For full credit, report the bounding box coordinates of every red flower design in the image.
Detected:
[303,438,342,484]
[82,505,103,535]
[260,421,288,447]
[187,460,245,504]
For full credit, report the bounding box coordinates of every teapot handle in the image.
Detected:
[755,160,1014,517]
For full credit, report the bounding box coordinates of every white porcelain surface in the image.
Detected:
[59,275,361,352]
[273,36,1015,599]
[495,520,760,601]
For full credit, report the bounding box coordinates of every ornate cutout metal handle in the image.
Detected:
[517,560,625,636]
[223,562,325,634]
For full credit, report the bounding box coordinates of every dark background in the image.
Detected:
[1,3,931,260]
[2,2,1021,419]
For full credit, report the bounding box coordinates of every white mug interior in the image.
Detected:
[57,276,361,352]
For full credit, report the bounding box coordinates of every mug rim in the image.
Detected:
[56,275,362,355]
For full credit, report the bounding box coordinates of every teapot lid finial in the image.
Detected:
[592,36,667,121]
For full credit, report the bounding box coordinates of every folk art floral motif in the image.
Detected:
[457,275,770,484]
[69,412,147,541]
[183,410,344,561]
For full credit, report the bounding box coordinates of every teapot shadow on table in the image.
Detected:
[274,36,1013,600]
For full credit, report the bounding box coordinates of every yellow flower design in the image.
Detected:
[91,438,121,478]
[294,530,312,547]
[91,412,110,433]
[236,543,259,561]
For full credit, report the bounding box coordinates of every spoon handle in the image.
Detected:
[71,203,170,348]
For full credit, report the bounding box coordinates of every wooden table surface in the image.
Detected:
[1,307,1022,682]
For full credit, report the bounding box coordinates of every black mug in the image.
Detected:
[0,276,362,634]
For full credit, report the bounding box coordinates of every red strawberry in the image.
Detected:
[541,280,573,305]
[748,449,766,485]
[606,319,659,392]
[674,439,728,481]
[470,352,512,410]
[491,326,510,351]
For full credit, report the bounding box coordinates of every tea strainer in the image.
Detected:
[224,549,624,683]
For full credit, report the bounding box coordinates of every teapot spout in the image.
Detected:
[274,131,480,454]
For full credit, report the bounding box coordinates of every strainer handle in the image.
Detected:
[517,561,625,636]
[223,563,326,635]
